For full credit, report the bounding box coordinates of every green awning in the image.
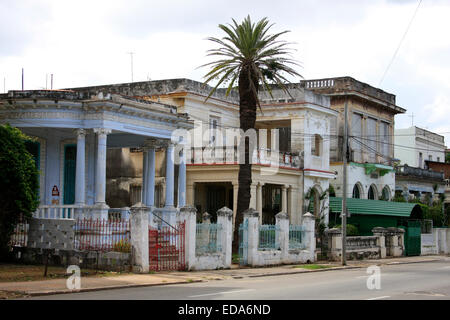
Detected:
[329,197,421,218]
[350,162,394,176]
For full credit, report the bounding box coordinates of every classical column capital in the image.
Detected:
[74,128,86,137]
[93,128,112,136]
[143,138,161,150]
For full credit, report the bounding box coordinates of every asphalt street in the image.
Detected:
[28,259,450,300]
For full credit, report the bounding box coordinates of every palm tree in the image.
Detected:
[201,15,301,252]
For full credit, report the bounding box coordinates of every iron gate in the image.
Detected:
[238,220,248,266]
[398,220,421,256]
[149,222,186,271]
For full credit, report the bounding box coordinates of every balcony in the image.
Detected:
[395,165,444,181]
[188,146,302,169]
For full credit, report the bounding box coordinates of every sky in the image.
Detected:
[1,0,449,144]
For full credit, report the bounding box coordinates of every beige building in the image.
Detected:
[304,77,406,201]
[72,79,338,226]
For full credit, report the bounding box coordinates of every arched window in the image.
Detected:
[352,184,361,198]
[368,185,377,200]
[381,186,391,201]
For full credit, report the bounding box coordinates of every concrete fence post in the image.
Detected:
[130,203,149,273]
[326,228,342,261]
[179,205,197,270]
[243,208,259,267]
[302,213,316,261]
[217,207,233,268]
[275,212,289,261]
[372,227,387,259]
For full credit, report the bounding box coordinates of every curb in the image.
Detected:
[11,279,205,297]
[6,257,446,297]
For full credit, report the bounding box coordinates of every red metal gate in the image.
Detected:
[149,222,185,271]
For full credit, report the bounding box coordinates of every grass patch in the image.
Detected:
[232,254,240,264]
[293,264,332,270]
[0,264,129,282]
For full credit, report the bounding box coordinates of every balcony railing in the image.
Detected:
[189,146,302,169]
[395,165,444,181]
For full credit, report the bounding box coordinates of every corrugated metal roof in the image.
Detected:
[329,197,420,217]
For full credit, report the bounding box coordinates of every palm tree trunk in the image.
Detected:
[232,66,258,254]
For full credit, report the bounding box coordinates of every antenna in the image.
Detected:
[408,112,414,126]
[127,52,135,82]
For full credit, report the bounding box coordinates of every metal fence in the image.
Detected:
[10,218,29,247]
[74,218,131,252]
[258,224,280,250]
[196,223,222,254]
[289,225,306,250]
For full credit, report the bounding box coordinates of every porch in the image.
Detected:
[0,90,193,221]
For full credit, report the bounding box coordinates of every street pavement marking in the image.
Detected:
[367,296,390,300]
[188,289,255,298]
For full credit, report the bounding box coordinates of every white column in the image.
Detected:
[232,182,239,223]
[165,142,175,207]
[250,183,257,209]
[146,148,156,207]
[142,150,148,205]
[178,147,186,207]
[74,129,86,206]
[93,128,111,206]
[281,185,288,213]
[130,203,149,273]
[257,183,263,224]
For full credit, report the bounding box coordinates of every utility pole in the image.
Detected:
[21,68,24,91]
[127,52,134,82]
[341,97,348,266]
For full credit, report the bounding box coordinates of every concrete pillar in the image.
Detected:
[146,148,156,207]
[302,212,316,261]
[178,147,186,207]
[275,212,289,262]
[130,203,149,273]
[74,129,86,206]
[165,142,175,207]
[179,206,197,270]
[281,185,288,213]
[256,183,263,224]
[217,206,233,268]
[326,227,342,261]
[243,208,259,267]
[93,128,111,218]
[372,227,387,259]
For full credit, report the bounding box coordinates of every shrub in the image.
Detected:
[334,224,359,236]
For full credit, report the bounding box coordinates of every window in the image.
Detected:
[437,157,440,162]
[367,117,377,162]
[419,152,423,168]
[311,134,322,156]
[429,155,432,161]
[381,186,390,201]
[368,185,377,200]
[351,113,363,162]
[352,184,361,198]
[380,121,390,159]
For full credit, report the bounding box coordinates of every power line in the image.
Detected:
[379,0,422,86]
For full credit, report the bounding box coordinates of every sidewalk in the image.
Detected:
[0,255,447,298]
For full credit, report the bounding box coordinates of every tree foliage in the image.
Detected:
[0,124,39,259]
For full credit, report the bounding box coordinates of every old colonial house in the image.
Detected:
[69,79,338,226]
[304,77,405,202]
[0,90,193,223]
